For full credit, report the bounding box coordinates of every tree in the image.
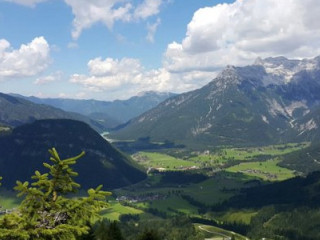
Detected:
[94,220,124,240]
[137,229,160,240]
[0,148,111,240]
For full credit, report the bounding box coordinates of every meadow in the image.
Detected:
[100,201,143,221]
[132,142,309,173]
[194,224,248,240]
[132,151,198,170]
[226,159,296,181]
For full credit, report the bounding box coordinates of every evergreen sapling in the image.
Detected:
[0,148,111,240]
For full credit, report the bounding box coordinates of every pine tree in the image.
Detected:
[0,148,111,240]
[137,229,161,240]
[94,220,124,240]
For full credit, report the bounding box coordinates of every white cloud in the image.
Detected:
[0,36,51,79]
[146,18,161,43]
[164,0,320,73]
[64,0,163,40]
[70,57,144,90]
[65,0,133,39]
[34,71,62,85]
[34,75,55,85]
[69,56,215,99]
[3,0,47,7]
[134,0,162,19]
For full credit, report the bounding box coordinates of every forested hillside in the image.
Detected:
[0,119,146,189]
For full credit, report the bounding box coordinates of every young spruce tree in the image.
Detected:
[0,148,111,240]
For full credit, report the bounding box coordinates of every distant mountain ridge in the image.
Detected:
[112,56,320,148]
[14,91,176,129]
[0,92,105,132]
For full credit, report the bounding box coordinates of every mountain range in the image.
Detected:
[0,92,105,132]
[13,91,176,129]
[111,56,320,148]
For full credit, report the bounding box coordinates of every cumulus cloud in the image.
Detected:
[164,0,320,73]
[64,0,163,39]
[70,57,144,90]
[3,0,47,7]
[146,18,161,43]
[69,56,212,99]
[0,36,51,79]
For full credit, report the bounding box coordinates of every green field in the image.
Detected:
[195,224,249,240]
[137,195,199,215]
[220,142,309,160]
[227,159,295,181]
[100,201,143,221]
[131,143,309,173]
[188,142,310,164]
[212,209,257,225]
[132,151,198,170]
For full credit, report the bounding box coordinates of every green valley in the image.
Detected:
[1,140,320,239]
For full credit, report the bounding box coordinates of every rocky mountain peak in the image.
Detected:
[215,65,240,86]
[213,64,266,90]
[254,56,320,86]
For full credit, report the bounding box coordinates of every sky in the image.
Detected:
[0,0,320,101]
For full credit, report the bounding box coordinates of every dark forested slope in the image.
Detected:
[0,119,146,189]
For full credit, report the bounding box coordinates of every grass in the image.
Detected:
[130,143,310,174]
[187,154,228,168]
[137,195,199,215]
[132,151,198,170]
[0,190,20,209]
[189,142,310,163]
[100,201,143,221]
[221,142,309,160]
[226,159,296,181]
[212,209,257,225]
[195,224,249,240]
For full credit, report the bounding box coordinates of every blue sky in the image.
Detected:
[0,0,319,100]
